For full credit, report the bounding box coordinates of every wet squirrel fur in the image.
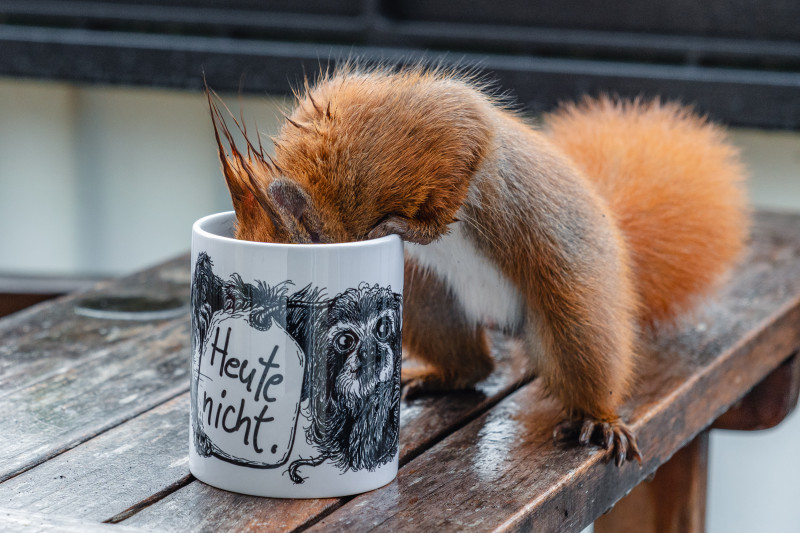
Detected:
[206,64,749,465]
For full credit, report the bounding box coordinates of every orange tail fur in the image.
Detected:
[544,97,749,324]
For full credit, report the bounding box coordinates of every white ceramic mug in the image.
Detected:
[189,211,403,498]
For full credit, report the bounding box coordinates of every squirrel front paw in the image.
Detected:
[368,215,445,245]
[553,417,642,467]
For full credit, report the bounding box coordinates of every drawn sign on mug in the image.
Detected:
[195,316,304,468]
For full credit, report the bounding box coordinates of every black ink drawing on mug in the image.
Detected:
[191,252,402,483]
[191,252,309,469]
[286,283,402,483]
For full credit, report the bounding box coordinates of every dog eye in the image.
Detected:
[373,316,392,342]
[333,331,358,353]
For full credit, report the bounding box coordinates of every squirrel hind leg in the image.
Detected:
[402,259,495,399]
[553,417,642,466]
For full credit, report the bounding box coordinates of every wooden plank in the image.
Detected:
[122,211,800,530]
[5,211,800,532]
[712,351,800,430]
[0,332,527,530]
[298,212,800,532]
[118,337,530,531]
[0,396,191,522]
[398,335,530,461]
[0,255,530,529]
[0,508,155,533]
[0,254,189,396]
[114,479,339,531]
[0,293,59,319]
[594,431,709,533]
[0,318,190,482]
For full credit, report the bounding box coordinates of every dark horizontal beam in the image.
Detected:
[3,1,800,70]
[372,20,800,71]
[0,274,103,295]
[1,24,799,129]
[0,1,366,41]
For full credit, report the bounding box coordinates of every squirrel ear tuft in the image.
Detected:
[268,179,311,221]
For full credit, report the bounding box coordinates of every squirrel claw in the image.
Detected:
[553,417,642,466]
[579,419,595,445]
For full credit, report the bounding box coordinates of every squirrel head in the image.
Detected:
[208,65,493,244]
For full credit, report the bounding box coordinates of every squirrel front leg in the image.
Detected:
[519,314,641,466]
[465,126,643,464]
[402,256,495,396]
[475,197,642,465]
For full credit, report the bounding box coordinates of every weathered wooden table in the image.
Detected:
[2,211,799,533]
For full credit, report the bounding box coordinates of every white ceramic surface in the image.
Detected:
[189,211,404,498]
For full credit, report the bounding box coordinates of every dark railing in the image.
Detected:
[0,0,798,128]
[0,275,105,318]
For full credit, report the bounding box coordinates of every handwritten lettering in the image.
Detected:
[202,326,284,454]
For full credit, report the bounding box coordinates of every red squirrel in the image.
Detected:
[206,64,749,465]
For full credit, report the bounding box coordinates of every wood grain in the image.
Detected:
[121,336,531,532]
[595,431,709,533]
[0,396,191,521]
[3,212,800,532]
[0,319,190,482]
[0,251,531,532]
[712,352,800,430]
[119,479,340,532]
[0,255,189,397]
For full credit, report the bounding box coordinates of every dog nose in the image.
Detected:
[359,340,380,369]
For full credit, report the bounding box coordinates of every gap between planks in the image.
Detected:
[105,474,196,524]
[0,386,189,485]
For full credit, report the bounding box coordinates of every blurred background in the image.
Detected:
[0,1,798,531]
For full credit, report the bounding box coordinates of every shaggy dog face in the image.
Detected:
[319,285,402,471]
[289,284,402,479]
[328,303,398,408]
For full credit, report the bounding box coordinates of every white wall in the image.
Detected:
[0,78,285,276]
[0,80,81,273]
[1,77,798,531]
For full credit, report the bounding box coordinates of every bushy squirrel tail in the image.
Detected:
[544,96,749,325]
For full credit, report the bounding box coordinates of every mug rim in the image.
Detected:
[193,211,402,250]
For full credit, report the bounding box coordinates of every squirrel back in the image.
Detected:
[209,70,748,326]
[543,97,749,325]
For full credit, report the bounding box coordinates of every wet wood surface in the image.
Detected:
[0,319,190,482]
[0,508,154,533]
[0,255,189,396]
[1,211,800,532]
